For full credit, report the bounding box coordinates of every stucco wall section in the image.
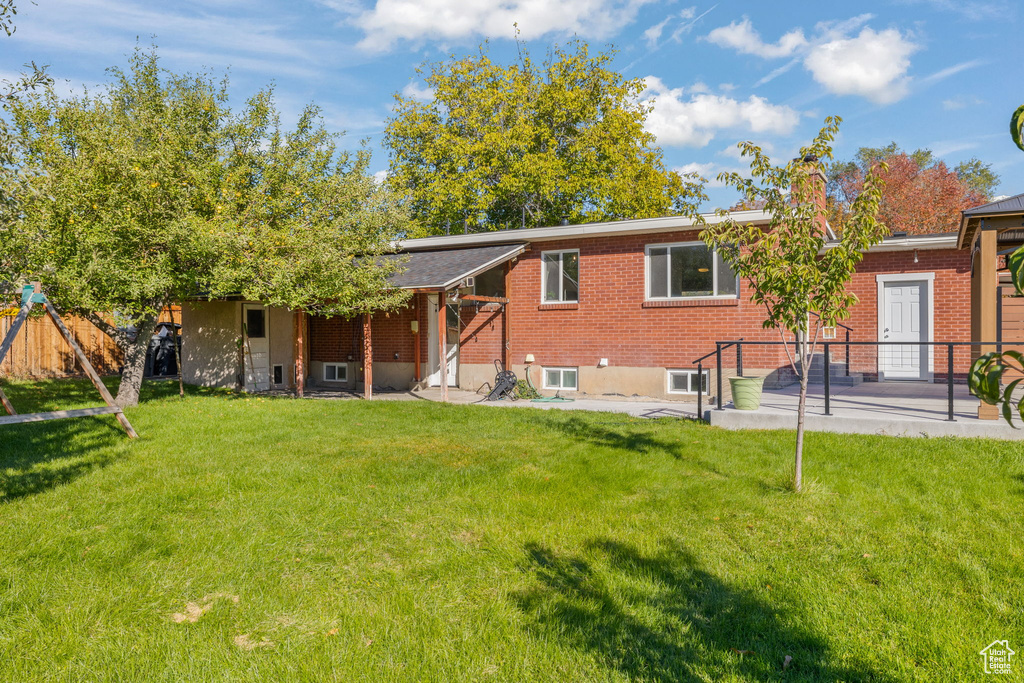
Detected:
[181,301,240,388]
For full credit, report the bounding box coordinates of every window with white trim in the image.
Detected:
[646,242,738,299]
[543,367,578,390]
[323,363,347,382]
[542,250,579,303]
[667,369,709,395]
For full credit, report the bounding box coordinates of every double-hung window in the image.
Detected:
[646,242,738,299]
[542,250,579,303]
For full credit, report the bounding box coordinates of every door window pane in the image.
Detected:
[245,308,265,338]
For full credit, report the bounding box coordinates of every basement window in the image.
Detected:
[543,367,578,391]
[323,363,347,383]
[667,369,709,395]
[647,242,738,299]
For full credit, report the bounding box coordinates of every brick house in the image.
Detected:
[181,208,976,402]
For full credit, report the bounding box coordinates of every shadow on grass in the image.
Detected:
[515,538,891,682]
[0,418,127,502]
[540,414,729,477]
[0,377,251,503]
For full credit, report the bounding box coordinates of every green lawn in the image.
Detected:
[0,379,1020,681]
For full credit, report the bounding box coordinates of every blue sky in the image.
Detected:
[3,0,1022,210]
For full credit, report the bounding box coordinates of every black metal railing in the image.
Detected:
[700,340,1002,423]
[691,339,742,423]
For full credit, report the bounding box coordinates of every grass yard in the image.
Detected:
[0,379,1021,681]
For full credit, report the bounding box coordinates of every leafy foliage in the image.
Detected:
[1011,103,1024,152]
[385,40,704,236]
[0,48,408,404]
[698,117,888,491]
[0,1,50,101]
[827,142,996,234]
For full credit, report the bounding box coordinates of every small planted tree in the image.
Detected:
[697,117,888,492]
[969,104,1024,422]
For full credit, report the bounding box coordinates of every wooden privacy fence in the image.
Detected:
[0,305,179,379]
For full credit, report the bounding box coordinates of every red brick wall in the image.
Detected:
[309,300,420,364]
[308,234,972,381]
[500,231,972,377]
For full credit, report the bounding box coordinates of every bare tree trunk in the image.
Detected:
[114,312,158,407]
[795,367,808,493]
[793,331,809,493]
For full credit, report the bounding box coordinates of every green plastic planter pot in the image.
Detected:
[729,375,765,410]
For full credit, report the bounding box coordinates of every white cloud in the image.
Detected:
[942,95,984,110]
[803,27,918,104]
[674,162,750,188]
[401,81,434,101]
[641,77,801,147]
[350,0,655,52]
[705,17,807,59]
[921,59,986,85]
[705,15,918,105]
[373,169,388,184]
[643,15,672,49]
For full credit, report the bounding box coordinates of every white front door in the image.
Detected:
[242,304,270,391]
[880,281,927,380]
[427,294,458,387]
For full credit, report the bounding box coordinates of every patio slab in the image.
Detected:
[707,382,1024,440]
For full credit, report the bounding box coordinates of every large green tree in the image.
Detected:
[1,49,408,406]
[385,40,704,235]
[698,117,888,492]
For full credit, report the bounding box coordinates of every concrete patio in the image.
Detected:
[707,381,1023,440]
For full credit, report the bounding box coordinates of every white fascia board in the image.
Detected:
[396,210,771,251]
[821,233,960,254]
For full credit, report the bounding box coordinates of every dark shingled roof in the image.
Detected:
[382,243,525,290]
[963,193,1024,217]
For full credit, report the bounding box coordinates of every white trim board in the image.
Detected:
[876,272,935,381]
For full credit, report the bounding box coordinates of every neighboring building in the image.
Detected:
[181,208,980,402]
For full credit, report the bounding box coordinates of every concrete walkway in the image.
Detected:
[302,383,1022,440]
[707,382,1023,440]
[307,387,700,419]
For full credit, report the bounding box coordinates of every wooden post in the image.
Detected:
[295,310,305,398]
[363,312,373,400]
[438,291,448,403]
[503,262,512,371]
[0,385,15,416]
[977,228,999,419]
[413,295,421,383]
[42,300,138,438]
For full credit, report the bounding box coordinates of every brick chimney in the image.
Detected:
[792,154,828,234]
